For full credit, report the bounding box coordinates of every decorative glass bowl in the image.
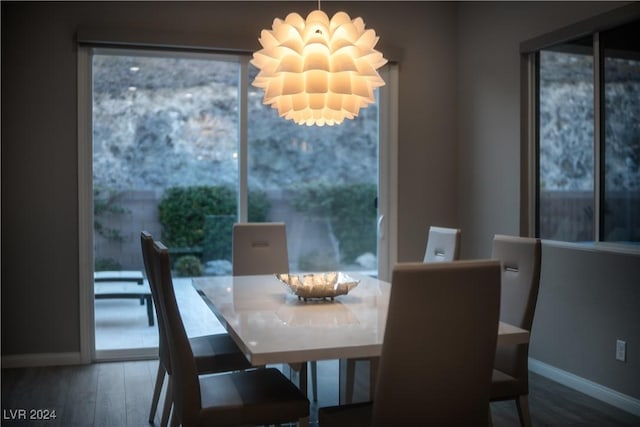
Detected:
[276,272,360,301]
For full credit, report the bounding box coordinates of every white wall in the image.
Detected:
[534,244,640,400]
[456,1,639,400]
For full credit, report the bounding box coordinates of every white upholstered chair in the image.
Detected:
[344,225,463,403]
[232,222,318,401]
[319,260,502,426]
[490,234,542,427]
[232,222,289,276]
[423,225,461,262]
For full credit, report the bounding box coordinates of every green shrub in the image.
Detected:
[159,186,235,248]
[158,185,271,259]
[93,186,128,242]
[175,255,203,277]
[202,214,235,261]
[292,182,377,264]
[297,249,339,272]
[248,191,270,222]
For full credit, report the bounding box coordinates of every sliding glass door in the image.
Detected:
[91,50,242,358]
[246,65,381,275]
[86,47,393,359]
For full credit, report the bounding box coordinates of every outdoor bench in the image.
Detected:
[94,271,154,326]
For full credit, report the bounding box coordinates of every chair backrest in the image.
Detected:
[423,226,461,262]
[140,231,172,374]
[372,260,501,426]
[491,234,542,387]
[150,240,202,426]
[232,222,289,276]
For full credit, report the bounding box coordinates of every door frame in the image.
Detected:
[377,64,399,282]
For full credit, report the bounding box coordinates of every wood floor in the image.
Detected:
[2,360,639,426]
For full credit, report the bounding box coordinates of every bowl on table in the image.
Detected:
[276,272,360,301]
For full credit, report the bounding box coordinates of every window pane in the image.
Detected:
[94,54,239,275]
[93,52,240,350]
[538,45,595,242]
[247,65,379,274]
[602,21,640,244]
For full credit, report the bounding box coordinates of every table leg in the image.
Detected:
[369,356,379,400]
[287,362,308,398]
[339,357,379,404]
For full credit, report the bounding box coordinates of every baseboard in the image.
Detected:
[1,352,83,368]
[529,358,640,417]
[94,347,157,362]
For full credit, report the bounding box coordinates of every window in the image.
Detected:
[538,39,595,241]
[531,17,639,246]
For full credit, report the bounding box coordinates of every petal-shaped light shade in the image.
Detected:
[251,10,387,126]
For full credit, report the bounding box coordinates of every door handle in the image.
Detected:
[377,215,385,239]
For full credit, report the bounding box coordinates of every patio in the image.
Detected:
[95,277,225,351]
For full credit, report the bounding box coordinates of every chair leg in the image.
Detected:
[288,362,308,398]
[161,376,173,427]
[310,361,318,402]
[149,363,166,423]
[169,408,179,427]
[516,395,532,427]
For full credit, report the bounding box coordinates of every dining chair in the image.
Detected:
[149,239,309,427]
[232,222,289,276]
[490,234,542,427]
[319,260,501,426]
[344,224,463,403]
[423,225,461,262]
[232,222,319,402]
[140,231,253,427]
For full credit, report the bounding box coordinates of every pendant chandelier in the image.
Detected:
[251,7,387,126]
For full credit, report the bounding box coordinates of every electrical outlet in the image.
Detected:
[616,339,626,362]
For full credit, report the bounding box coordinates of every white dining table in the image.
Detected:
[192,272,530,403]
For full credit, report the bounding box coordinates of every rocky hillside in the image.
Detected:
[92,53,378,194]
[539,51,639,192]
